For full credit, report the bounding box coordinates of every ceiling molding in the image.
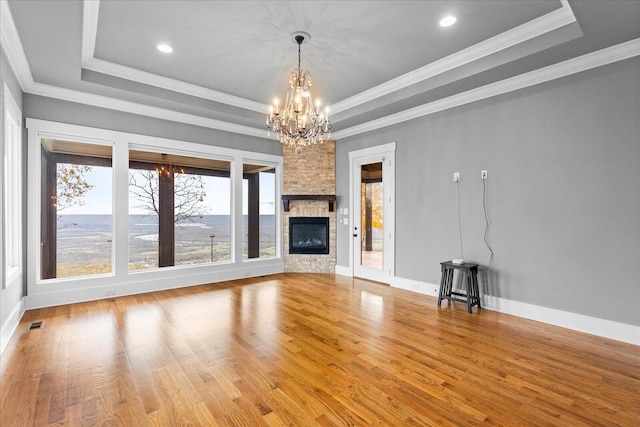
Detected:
[329,0,577,114]
[81,0,267,114]
[2,0,637,144]
[82,56,268,114]
[28,81,268,139]
[80,0,576,119]
[81,0,99,67]
[1,0,267,139]
[0,0,34,91]
[332,38,640,140]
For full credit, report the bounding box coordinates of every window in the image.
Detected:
[242,163,276,260]
[39,139,113,279]
[128,150,232,269]
[27,119,283,296]
[4,84,22,287]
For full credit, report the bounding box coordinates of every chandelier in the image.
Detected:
[266,32,331,153]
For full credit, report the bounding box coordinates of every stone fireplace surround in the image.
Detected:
[282,141,336,273]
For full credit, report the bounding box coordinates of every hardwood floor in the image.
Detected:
[1,273,638,426]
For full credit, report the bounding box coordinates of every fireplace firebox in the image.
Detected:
[289,217,329,254]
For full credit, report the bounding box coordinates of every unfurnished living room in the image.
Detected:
[1,1,639,425]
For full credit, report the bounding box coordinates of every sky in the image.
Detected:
[59,166,276,216]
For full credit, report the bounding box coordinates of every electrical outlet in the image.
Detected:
[481,170,488,180]
[453,172,460,182]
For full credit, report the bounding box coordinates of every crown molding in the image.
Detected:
[79,0,577,118]
[1,0,267,139]
[0,0,34,90]
[28,81,268,139]
[82,56,268,114]
[81,0,99,67]
[332,38,640,140]
[81,0,267,114]
[329,0,577,114]
[3,0,638,143]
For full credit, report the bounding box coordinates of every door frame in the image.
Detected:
[348,142,395,283]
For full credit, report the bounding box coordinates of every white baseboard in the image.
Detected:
[26,263,284,310]
[1,297,25,355]
[482,295,640,346]
[391,276,440,296]
[334,265,352,277]
[390,275,639,346]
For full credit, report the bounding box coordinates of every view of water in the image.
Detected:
[55,214,276,275]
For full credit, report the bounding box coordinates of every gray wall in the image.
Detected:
[23,94,282,155]
[1,45,26,336]
[336,57,640,326]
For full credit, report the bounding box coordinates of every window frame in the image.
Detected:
[128,146,235,269]
[3,84,22,289]
[26,119,283,303]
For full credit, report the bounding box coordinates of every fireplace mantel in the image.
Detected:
[282,195,336,212]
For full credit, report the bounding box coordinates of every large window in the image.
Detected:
[3,84,22,286]
[28,119,283,297]
[129,150,232,269]
[39,139,113,279]
[243,163,276,260]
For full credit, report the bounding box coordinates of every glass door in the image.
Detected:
[351,146,394,284]
[359,162,383,270]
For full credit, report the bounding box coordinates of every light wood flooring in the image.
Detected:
[1,273,638,426]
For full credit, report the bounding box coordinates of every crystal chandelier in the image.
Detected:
[266,32,331,153]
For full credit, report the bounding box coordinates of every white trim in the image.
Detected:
[25,262,283,310]
[0,0,33,90]
[81,0,99,68]
[82,57,268,114]
[331,0,577,114]
[3,0,639,143]
[391,276,440,296]
[390,275,639,346]
[349,143,396,283]
[80,0,576,117]
[28,81,268,139]
[334,265,352,277]
[81,0,266,114]
[482,295,640,346]
[3,83,22,289]
[25,118,284,307]
[347,143,397,278]
[333,38,640,140]
[347,142,397,160]
[0,297,24,355]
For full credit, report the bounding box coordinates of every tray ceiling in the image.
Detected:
[3,0,640,140]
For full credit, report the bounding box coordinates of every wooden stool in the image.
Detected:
[438,261,481,313]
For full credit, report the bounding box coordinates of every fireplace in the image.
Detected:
[289,217,330,254]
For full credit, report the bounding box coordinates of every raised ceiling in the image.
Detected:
[3,0,640,141]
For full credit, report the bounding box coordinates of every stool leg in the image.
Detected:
[473,271,481,309]
[445,269,453,302]
[466,272,473,313]
[437,266,446,306]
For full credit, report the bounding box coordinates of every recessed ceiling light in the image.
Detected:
[157,44,173,53]
[439,15,457,27]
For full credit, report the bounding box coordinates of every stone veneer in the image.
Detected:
[283,141,336,273]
